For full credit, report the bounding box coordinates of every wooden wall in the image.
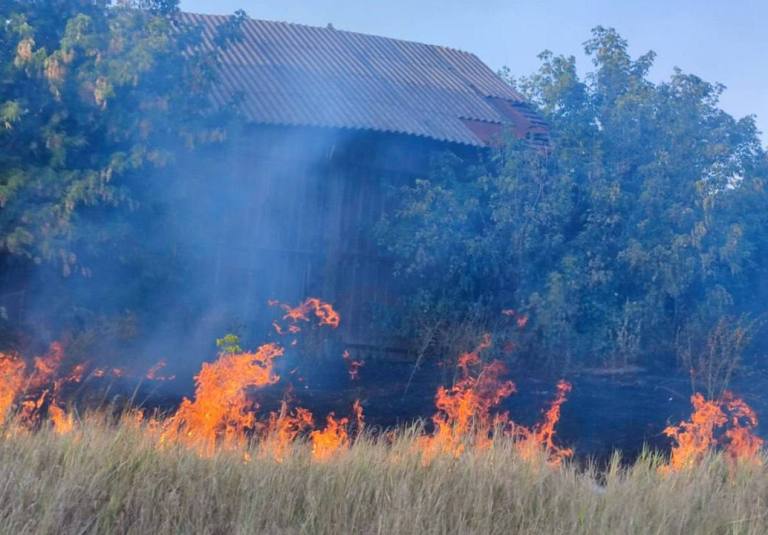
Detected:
[172,124,473,355]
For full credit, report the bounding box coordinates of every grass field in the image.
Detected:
[1,414,766,535]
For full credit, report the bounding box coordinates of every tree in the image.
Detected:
[379,27,768,372]
[0,1,249,353]
[0,0,241,273]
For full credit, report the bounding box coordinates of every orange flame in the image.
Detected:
[352,399,365,436]
[308,401,365,461]
[342,350,364,381]
[418,335,516,462]
[260,400,314,462]
[0,343,89,435]
[662,392,763,473]
[723,393,764,465]
[0,354,26,420]
[90,367,127,379]
[161,343,284,455]
[19,343,74,428]
[146,359,176,382]
[48,404,75,435]
[274,297,341,332]
[310,413,350,461]
[0,300,578,470]
[513,380,574,466]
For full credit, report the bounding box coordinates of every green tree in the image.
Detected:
[0,0,241,273]
[0,1,250,353]
[379,27,768,373]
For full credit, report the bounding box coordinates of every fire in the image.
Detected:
[0,299,577,470]
[342,350,364,380]
[662,392,763,473]
[161,343,284,455]
[0,354,26,420]
[146,359,176,381]
[15,344,71,427]
[0,343,88,435]
[418,335,516,462]
[90,367,127,379]
[416,336,572,466]
[513,380,574,466]
[352,399,364,434]
[159,298,342,456]
[48,404,75,435]
[723,394,763,464]
[260,401,314,462]
[66,363,88,383]
[308,401,364,461]
[311,413,350,461]
[274,297,341,331]
[501,308,528,328]
[19,342,66,398]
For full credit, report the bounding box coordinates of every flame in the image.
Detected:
[24,342,65,394]
[161,343,284,455]
[66,363,88,383]
[0,354,26,420]
[662,392,763,473]
[418,335,516,462]
[48,404,75,435]
[17,343,77,428]
[90,367,127,379]
[159,298,342,456]
[260,400,314,462]
[0,300,578,470]
[311,413,350,461]
[0,343,90,435]
[501,308,528,328]
[513,380,573,466]
[274,297,341,332]
[352,399,365,435]
[342,350,364,381]
[723,393,763,465]
[146,359,176,382]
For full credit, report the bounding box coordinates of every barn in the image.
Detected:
[168,13,547,356]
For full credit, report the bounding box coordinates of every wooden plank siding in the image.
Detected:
[171,124,475,355]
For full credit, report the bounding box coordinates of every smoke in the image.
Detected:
[10,123,399,392]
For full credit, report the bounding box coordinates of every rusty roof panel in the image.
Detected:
[181,13,541,147]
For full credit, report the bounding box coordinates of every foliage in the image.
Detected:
[215,333,242,355]
[0,1,251,354]
[379,27,768,370]
[0,0,239,273]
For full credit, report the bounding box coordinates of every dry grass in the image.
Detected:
[1,415,767,535]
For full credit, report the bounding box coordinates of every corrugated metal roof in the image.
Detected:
[181,13,543,147]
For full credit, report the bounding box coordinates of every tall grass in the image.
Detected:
[0,415,766,534]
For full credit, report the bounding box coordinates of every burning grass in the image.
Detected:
[2,298,767,533]
[1,416,768,535]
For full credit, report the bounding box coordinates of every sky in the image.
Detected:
[180,0,768,141]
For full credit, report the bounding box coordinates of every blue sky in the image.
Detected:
[180,0,767,141]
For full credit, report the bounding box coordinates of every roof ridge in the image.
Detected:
[181,11,479,58]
